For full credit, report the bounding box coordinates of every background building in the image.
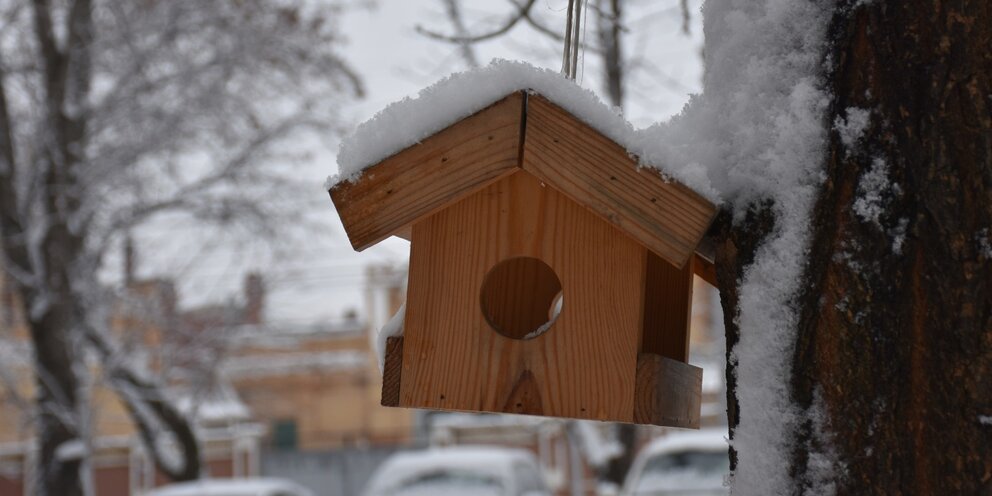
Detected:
[1,255,725,496]
[0,259,413,495]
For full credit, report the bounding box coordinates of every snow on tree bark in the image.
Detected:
[793,0,992,493]
[719,0,991,494]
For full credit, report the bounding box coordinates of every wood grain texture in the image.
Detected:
[641,252,693,362]
[330,93,525,251]
[401,171,645,422]
[501,370,544,415]
[381,336,403,407]
[521,95,717,268]
[634,353,702,428]
[393,225,412,242]
[692,253,718,287]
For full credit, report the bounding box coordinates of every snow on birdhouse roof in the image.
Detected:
[327,60,720,268]
[328,59,718,203]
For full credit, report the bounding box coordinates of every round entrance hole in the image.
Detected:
[479,257,563,340]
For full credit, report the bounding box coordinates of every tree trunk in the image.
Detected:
[596,0,624,110]
[0,2,202,493]
[30,295,85,496]
[718,0,992,493]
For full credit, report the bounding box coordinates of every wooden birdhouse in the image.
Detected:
[329,91,718,428]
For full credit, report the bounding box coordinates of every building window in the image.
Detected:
[271,419,297,450]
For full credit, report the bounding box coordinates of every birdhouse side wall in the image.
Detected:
[400,171,646,422]
[641,252,694,362]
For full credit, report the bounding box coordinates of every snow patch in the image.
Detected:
[891,218,909,255]
[976,229,992,259]
[853,158,897,228]
[632,0,832,493]
[979,415,992,426]
[832,241,865,273]
[223,350,366,379]
[55,439,87,462]
[834,107,871,152]
[803,389,843,496]
[573,421,623,468]
[29,292,53,321]
[375,303,405,374]
[175,384,251,422]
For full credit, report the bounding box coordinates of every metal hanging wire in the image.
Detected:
[560,0,584,80]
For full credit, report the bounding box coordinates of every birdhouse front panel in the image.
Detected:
[400,171,646,422]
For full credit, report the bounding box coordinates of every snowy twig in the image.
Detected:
[417,0,539,44]
[85,322,200,481]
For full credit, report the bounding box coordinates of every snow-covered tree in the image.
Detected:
[0,1,361,494]
[691,0,991,493]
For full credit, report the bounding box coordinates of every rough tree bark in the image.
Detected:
[717,0,991,493]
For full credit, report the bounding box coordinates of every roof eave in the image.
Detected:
[331,90,718,269]
[330,91,526,252]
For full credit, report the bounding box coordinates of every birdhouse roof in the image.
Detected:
[328,61,718,268]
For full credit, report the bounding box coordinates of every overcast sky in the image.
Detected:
[132,0,705,327]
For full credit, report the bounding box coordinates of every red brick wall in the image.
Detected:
[94,465,130,496]
[0,474,24,496]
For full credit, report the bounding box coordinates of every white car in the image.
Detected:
[144,477,314,496]
[620,429,730,496]
[363,446,551,496]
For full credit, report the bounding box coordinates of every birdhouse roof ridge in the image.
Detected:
[328,60,717,203]
[329,87,718,268]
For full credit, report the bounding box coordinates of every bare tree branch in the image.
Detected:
[31,0,65,124]
[439,0,480,68]
[416,0,538,44]
[87,325,199,482]
[418,0,607,61]
[0,58,26,272]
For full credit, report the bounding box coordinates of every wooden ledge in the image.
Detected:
[633,353,703,428]
[383,336,703,429]
[381,336,404,407]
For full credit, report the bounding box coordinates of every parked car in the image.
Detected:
[363,445,551,496]
[144,477,314,496]
[620,429,730,496]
